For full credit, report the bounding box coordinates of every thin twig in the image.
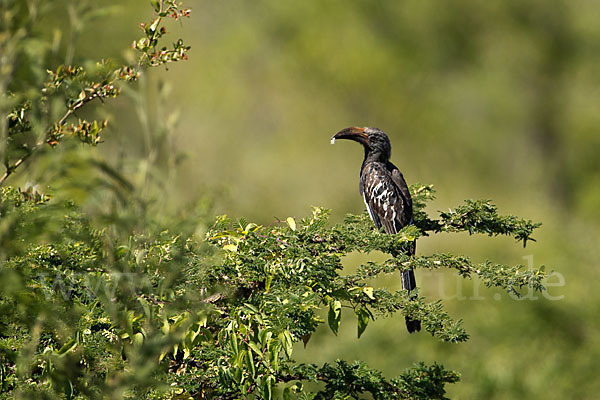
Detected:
[0,94,100,186]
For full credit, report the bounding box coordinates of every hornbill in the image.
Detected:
[331,127,421,333]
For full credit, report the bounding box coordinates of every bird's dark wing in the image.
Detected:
[389,162,413,224]
[360,163,409,235]
[389,163,416,257]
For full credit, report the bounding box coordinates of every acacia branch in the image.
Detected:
[0,92,103,186]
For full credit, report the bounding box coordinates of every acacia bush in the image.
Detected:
[0,183,546,399]
[0,1,548,399]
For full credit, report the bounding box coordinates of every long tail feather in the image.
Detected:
[401,268,421,333]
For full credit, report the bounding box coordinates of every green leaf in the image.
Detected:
[133,332,144,347]
[286,217,296,231]
[223,244,237,252]
[246,349,256,379]
[356,307,370,338]
[270,345,280,373]
[363,286,375,300]
[259,329,272,348]
[279,331,293,358]
[243,303,260,314]
[234,351,246,369]
[262,375,273,400]
[265,275,273,293]
[328,300,342,335]
[159,351,168,362]
[56,334,79,356]
[64,379,73,400]
[230,333,239,356]
[233,366,242,384]
[248,341,262,356]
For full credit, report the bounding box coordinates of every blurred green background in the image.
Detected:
[24,0,600,398]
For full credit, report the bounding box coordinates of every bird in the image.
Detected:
[331,126,421,333]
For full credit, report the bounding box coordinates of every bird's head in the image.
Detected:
[331,127,391,160]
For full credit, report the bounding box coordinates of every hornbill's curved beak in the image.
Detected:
[330,127,369,146]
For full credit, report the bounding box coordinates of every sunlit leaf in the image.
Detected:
[286,217,296,231]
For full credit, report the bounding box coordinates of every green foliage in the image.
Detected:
[0,180,548,399]
[300,361,460,400]
[0,1,552,399]
[1,0,190,186]
[175,196,543,398]
[412,185,541,245]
